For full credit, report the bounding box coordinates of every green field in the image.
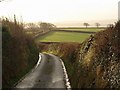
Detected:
[57,28,105,32]
[36,31,91,43]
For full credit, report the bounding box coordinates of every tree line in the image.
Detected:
[83,22,115,28]
[25,22,56,32]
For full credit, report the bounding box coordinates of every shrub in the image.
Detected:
[2,17,39,88]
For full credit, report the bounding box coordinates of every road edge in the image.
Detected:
[13,53,42,88]
[59,59,71,90]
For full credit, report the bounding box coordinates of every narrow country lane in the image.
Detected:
[15,53,70,89]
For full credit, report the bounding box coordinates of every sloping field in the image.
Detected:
[36,31,91,43]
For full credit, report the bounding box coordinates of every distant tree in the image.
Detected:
[38,22,56,32]
[95,23,100,28]
[48,23,56,30]
[107,24,114,29]
[39,22,48,32]
[83,23,89,28]
[27,23,37,30]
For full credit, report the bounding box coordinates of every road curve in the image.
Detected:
[15,53,70,89]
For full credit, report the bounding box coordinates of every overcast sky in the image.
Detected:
[0,0,119,26]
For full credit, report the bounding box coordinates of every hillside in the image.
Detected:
[39,21,120,88]
[77,21,120,88]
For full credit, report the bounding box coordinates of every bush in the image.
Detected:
[2,17,39,88]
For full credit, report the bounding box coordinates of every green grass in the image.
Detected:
[25,31,33,34]
[36,31,91,43]
[57,28,105,32]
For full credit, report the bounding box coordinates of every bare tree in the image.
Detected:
[95,23,100,28]
[83,23,89,28]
